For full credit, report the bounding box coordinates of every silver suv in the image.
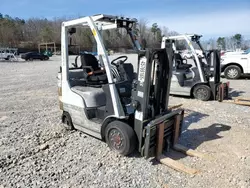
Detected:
[0,49,17,60]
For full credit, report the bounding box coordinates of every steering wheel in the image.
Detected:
[111,56,128,67]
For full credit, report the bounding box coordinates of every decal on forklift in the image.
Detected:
[138,57,147,86]
[137,91,144,98]
[92,29,97,36]
[135,111,143,121]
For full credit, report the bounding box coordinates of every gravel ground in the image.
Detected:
[0,56,250,188]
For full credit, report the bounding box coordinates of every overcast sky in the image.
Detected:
[0,0,249,39]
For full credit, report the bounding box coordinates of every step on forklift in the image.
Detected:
[57,14,185,159]
[161,34,229,101]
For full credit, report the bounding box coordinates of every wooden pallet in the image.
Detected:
[233,97,250,106]
[156,144,211,175]
[224,97,250,106]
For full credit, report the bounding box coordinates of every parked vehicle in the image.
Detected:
[43,50,53,57]
[222,50,245,57]
[221,51,250,79]
[161,34,229,101]
[0,48,18,60]
[21,52,49,61]
[182,51,193,59]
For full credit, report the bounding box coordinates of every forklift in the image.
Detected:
[57,14,184,158]
[161,34,229,101]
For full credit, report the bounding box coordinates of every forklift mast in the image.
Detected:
[207,50,221,83]
[131,40,178,156]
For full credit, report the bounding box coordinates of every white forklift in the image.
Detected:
[58,14,184,158]
[161,34,229,101]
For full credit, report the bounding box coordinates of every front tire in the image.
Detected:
[62,111,74,130]
[4,56,10,60]
[105,121,136,156]
[224,65,241,79]
[193,85,212,101]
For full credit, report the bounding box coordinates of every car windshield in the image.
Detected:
[244,48,250,54]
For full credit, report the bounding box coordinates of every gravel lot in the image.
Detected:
[0,56,250,188]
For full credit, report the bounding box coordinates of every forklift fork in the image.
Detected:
[218,82,230,102]
[149,108,211,175]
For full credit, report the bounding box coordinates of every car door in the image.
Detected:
[246,53,250,73]
[33,53,40,59]
[240,53,249,73]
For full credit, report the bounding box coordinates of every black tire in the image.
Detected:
[29,58,33,61]
[105,121,136,156]
[62,111,74,130]
[224,65,241,79]
[193,85,212,101]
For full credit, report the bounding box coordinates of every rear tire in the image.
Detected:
[224,65,241,79]
[62,111,74,130]
[105,121,136,156]
[193,85,212,101]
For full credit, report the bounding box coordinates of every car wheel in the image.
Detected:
[105,121,136,156]
[29,58,33,61]
[224,65,241,79]
[193,85,212,101]
[61,111,74,130]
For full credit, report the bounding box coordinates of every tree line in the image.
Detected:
[0,13,249,52]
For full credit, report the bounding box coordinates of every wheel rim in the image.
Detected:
[108,128,125,151]
[227,68,238,78]
[196,88,208,99]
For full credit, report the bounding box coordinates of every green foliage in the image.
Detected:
[217,37,226,50]
[151,23,158,34]
[233,33,242,48]
[233,34,242,41]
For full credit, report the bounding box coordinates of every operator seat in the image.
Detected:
[174,53,192,70]
[80,54,108,85]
